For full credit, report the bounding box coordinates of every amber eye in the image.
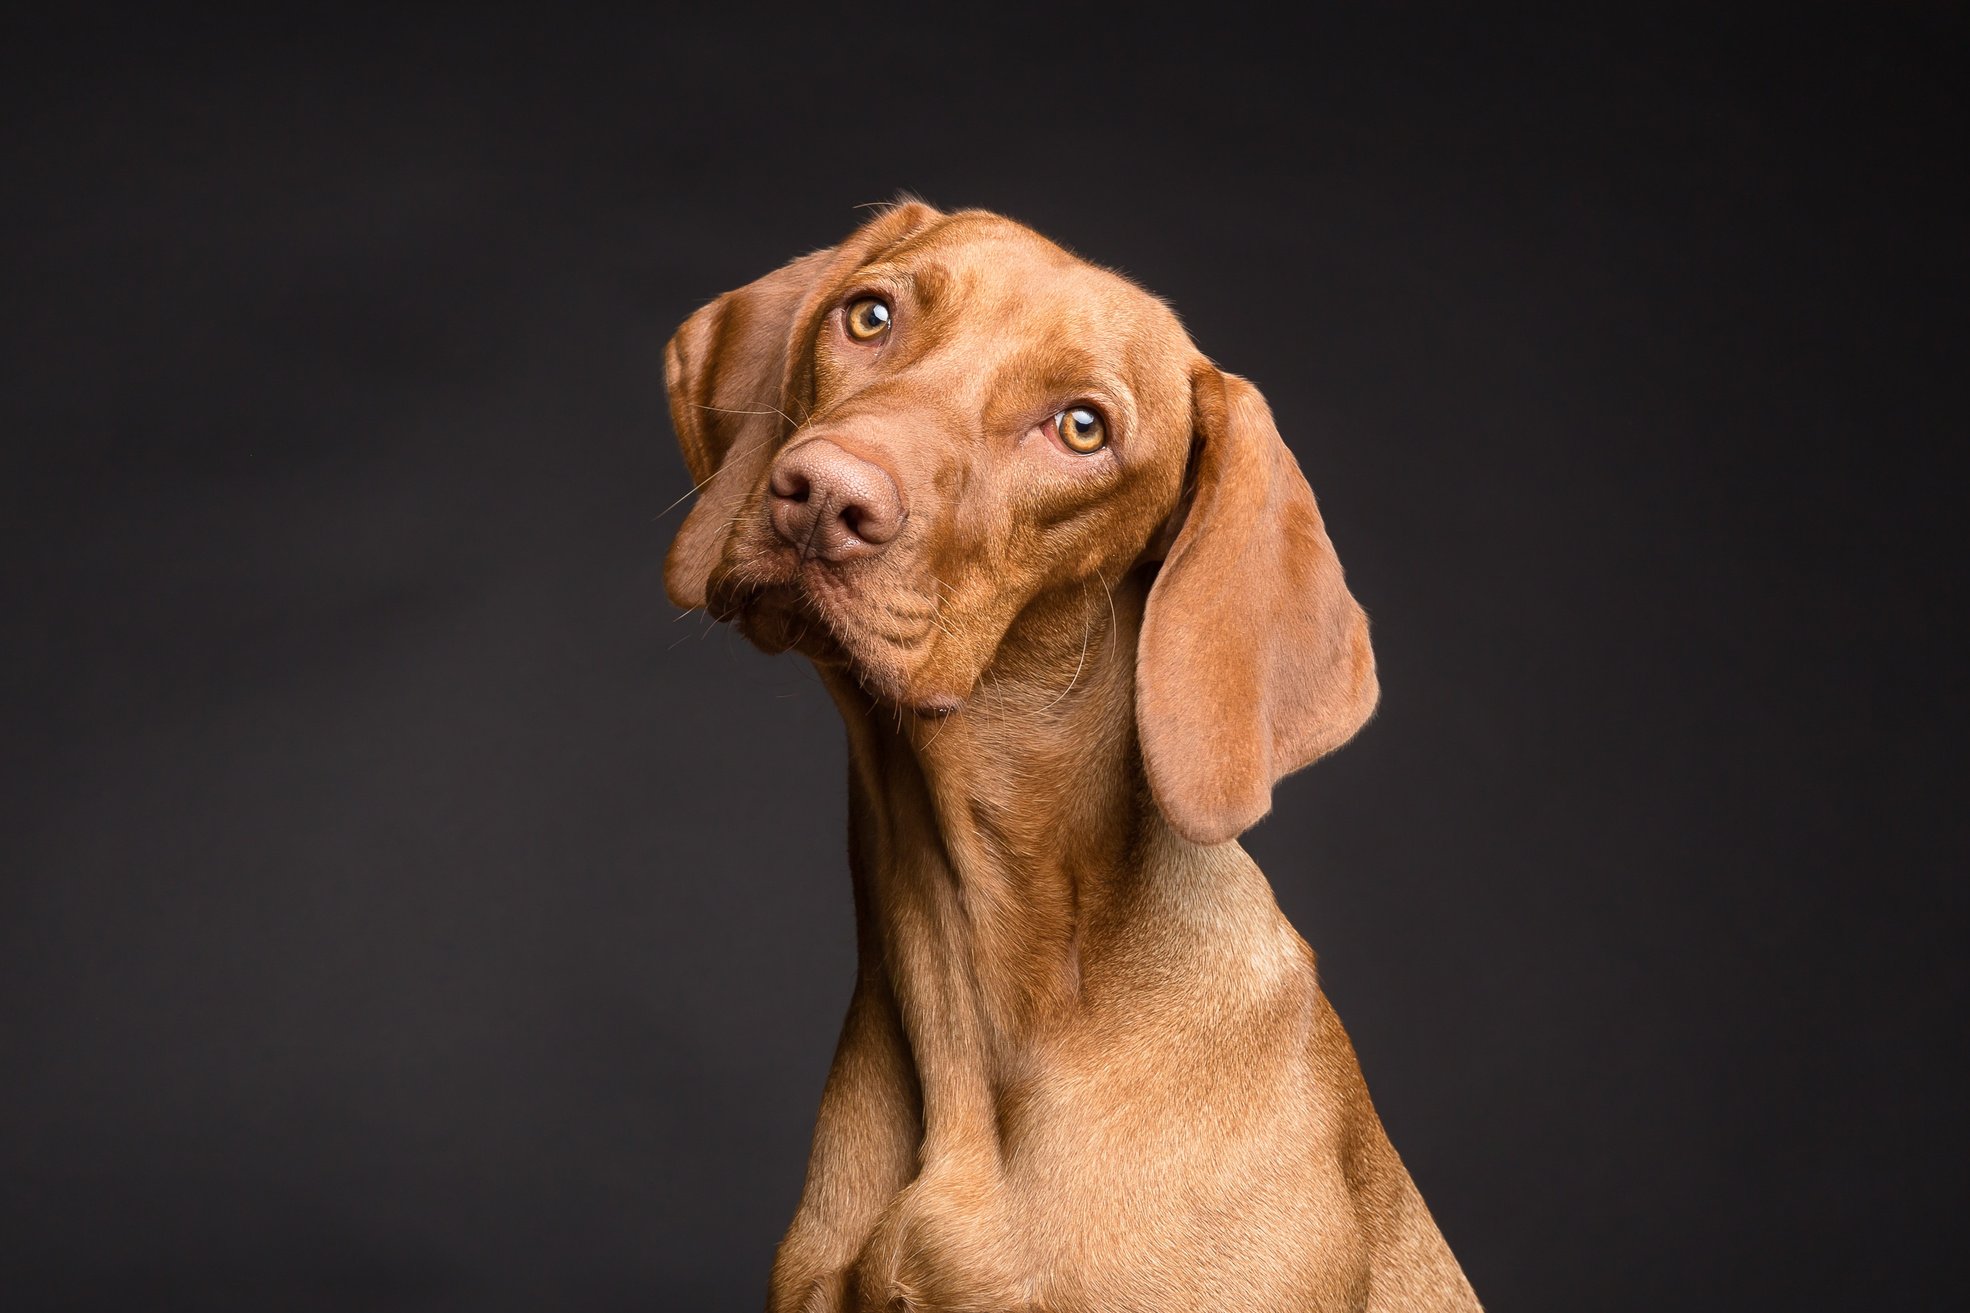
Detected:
[844,296,892,341]
[1057,406,1107,453]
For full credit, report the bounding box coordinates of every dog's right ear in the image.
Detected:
[663,201,942,608]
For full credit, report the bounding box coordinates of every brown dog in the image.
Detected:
[664,202,1480,1313]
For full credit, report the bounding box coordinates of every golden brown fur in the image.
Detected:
[664,202,1479,1312]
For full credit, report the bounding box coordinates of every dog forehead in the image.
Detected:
[876,213,1185,341]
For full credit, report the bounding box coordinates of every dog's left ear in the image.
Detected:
[1136,366,1379,845]
[663,201,941,608]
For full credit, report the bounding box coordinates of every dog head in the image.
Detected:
[664,202,1377,842]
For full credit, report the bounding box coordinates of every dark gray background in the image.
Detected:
[3,8,1963,1310]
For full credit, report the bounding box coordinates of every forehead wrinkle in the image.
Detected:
[982,342,1134,435]
[895,216,1086,292]
[874,219,1141,337]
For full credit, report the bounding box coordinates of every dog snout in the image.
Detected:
[768,440,904,561]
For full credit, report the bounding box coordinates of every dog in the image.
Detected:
[664,202,1480,1313]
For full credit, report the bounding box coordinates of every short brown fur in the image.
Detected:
[665,203,1479,1312]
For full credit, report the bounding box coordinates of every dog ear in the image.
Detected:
[1136,366,1379,845]
[663,201,941,608]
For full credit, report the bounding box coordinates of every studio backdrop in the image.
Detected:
[2,9,1961,1311]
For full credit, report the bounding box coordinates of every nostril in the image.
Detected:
[770,468,811,503]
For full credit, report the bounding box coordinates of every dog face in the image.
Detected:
[670,205,1195,714]
[666,203,1379,842]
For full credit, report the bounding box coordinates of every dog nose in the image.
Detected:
[767,440,904,561]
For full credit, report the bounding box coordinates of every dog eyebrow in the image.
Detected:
[978,346,1134,441]
[839,264,913,303]
[846,263,953,309]
[1002,344,1127,408]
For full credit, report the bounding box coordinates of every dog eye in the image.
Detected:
[844,296,892,342]
[1056,406,1107,453]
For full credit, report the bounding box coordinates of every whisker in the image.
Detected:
[1097,569,1119,651]
[920,703,953,751]
[1041,580,1094,713]
[923,584,959,642]
[654,429,777,519]
[693,400,803,432]
[656,397,811,520]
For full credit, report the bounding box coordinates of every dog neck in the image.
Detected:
[818,570,1170,1157]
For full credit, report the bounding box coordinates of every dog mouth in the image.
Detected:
[717,581,848,662]
[708,567,961,716]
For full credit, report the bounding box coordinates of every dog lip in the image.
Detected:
[908,693,963,718]
[708,565,958,710]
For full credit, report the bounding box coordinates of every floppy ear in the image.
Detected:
[663,201,941,608]
[1136,366,1380,845]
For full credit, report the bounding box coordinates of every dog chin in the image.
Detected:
[720,584,965,719]
[845,646,974,717]
[809,632,968,720]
